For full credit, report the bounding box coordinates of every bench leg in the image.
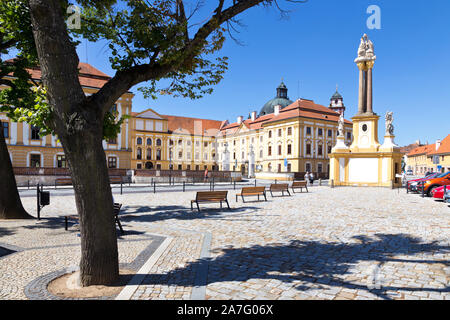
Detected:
[226,199,231,210]
[264,192,267,201]
[115,216,124,234]
[220,201,223,209]
[236,195,238,202]
[196,201,201,212]
[287,190,291,196]
[65,216,68,231]
[242,195,245,203]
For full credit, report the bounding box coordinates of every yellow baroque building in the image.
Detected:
[216,82,353,178]
[1,63,133,171]
[406,135,450,174]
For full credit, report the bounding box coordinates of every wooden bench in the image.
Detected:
[291,180,308,193]
[109,176,123,184]
[269,183,291,197]
[63,203,124,234]
[55,178,72,189]
[191,191,230,211]
[236,187,267,202]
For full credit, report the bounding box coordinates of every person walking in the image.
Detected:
[204,168,209,183]
[304,171,310,185]
[309,172,314,185]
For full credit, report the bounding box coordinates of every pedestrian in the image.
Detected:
[204,168,209,183]
[309,172,314,185]
[304,171,310,184]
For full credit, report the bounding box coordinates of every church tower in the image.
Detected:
[329,86,346,116]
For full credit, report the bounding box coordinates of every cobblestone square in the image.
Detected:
[0,186,449,300]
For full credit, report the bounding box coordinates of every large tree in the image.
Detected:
[26,0,306,286]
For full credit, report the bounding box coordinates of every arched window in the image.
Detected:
[137,147,142,160]
[146,148,152,160]
[268,163,272,172]
[156,149,161,160]
[156,138,162,146]
[147,138,152,146]
[137,137,142,145]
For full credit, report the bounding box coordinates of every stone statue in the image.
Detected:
[355,34,376,62]
[338,113,345,137]
[385,111,394,136]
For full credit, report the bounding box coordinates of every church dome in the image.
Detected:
[259,81,293,116]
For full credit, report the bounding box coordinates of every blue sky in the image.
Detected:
[74,0,448,146]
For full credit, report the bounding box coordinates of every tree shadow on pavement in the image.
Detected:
[140,233,450,300]
[119,205,263,223]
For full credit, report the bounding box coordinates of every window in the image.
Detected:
[30,154,41,167]
[260,136,263,142]
[31,125,40,140]
[156,139,162,146]
[278,145,282,155]
[347,132,352,140]
[178,151,183,159]
[278,163,282,173]
[178,139,183,146]
[268,163,272,172]
[306,144,311,155]
[204,142,208,147]
[233,152,236,160]
[318,128,323,136]
[278,129,282,137]
[268,146,272,156]
[306,127,311,135]
[178,164,182,170]
[1,122,9,138]
[318,145,323,156]
[137,137,142,145]
[187,152,191,159]
[156,149,161,160]
[287,127,292,135]
[187,164,191,171]
[147,148,152,160]
[187,140,191,146]
[137,148,142,160]
[169,139,174,146]
[260,149,263,158]
[268,131,272,138]
[195,165,199,171]
[306,163,311,172]
[318,163,323,173]
[204,153,208,160]
[328,145,332,154]
[242,151,244,159]
[195,152,200,160]
[287,144,292,155]
[196,141,200,146]
[137,163,142,169]
[328,130,332,137]
[108,157,117,168]
[287,163,291,172]
[147,138,152,146]
[56,155,67,168]
[156,164,161,170]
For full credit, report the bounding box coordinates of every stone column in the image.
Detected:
[366,61,374,114]
[357,63,366,114]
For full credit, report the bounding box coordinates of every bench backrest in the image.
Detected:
[270,183,289,190]
[196,191,228,200]
[292,180,307,187]
[113,203,122,215]
[56,178,72,184]
[241,187,266,194]
[110,176,122,183]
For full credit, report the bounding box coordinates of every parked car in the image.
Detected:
[422,172,450,196]
[431,185,448,199]
[407,172,440,192]
[406,169,413,175]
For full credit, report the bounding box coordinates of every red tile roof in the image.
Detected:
[429,134,450,155]
[407,144,436,156]
[161,114,222,137]
[219,99,352,133]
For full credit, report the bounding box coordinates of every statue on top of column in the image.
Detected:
[338,113,345,137]
[355,34,376,63]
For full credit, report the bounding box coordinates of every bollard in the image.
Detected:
[406,181,409,194]
[421,184,424,198]
[319,178,322,186]
[37,183,40,220]
[183,181,185,192]
[254,179,257,187]
[330,179,334,189]
[275,179,277,184]
[28,180,30,190]
[120,181,123,195]
[233,180,236,190]
[153,180,156,194]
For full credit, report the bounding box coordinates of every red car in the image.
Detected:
[407,172,440,192]
[431,185,450,199]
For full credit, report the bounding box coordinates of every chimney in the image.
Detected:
[436,139,441,151]
[250,111,257,121]
[274,105,281,116]
[237,116,243,124]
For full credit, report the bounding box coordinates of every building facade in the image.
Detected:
[2,63,353,177]
[407,135,450,174]
[1,63,133,170]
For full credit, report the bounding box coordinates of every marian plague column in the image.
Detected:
[330,34,403,187]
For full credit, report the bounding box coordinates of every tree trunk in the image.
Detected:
[60,127,119,286]
[0,127,34,219]
[28,0,119,286]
